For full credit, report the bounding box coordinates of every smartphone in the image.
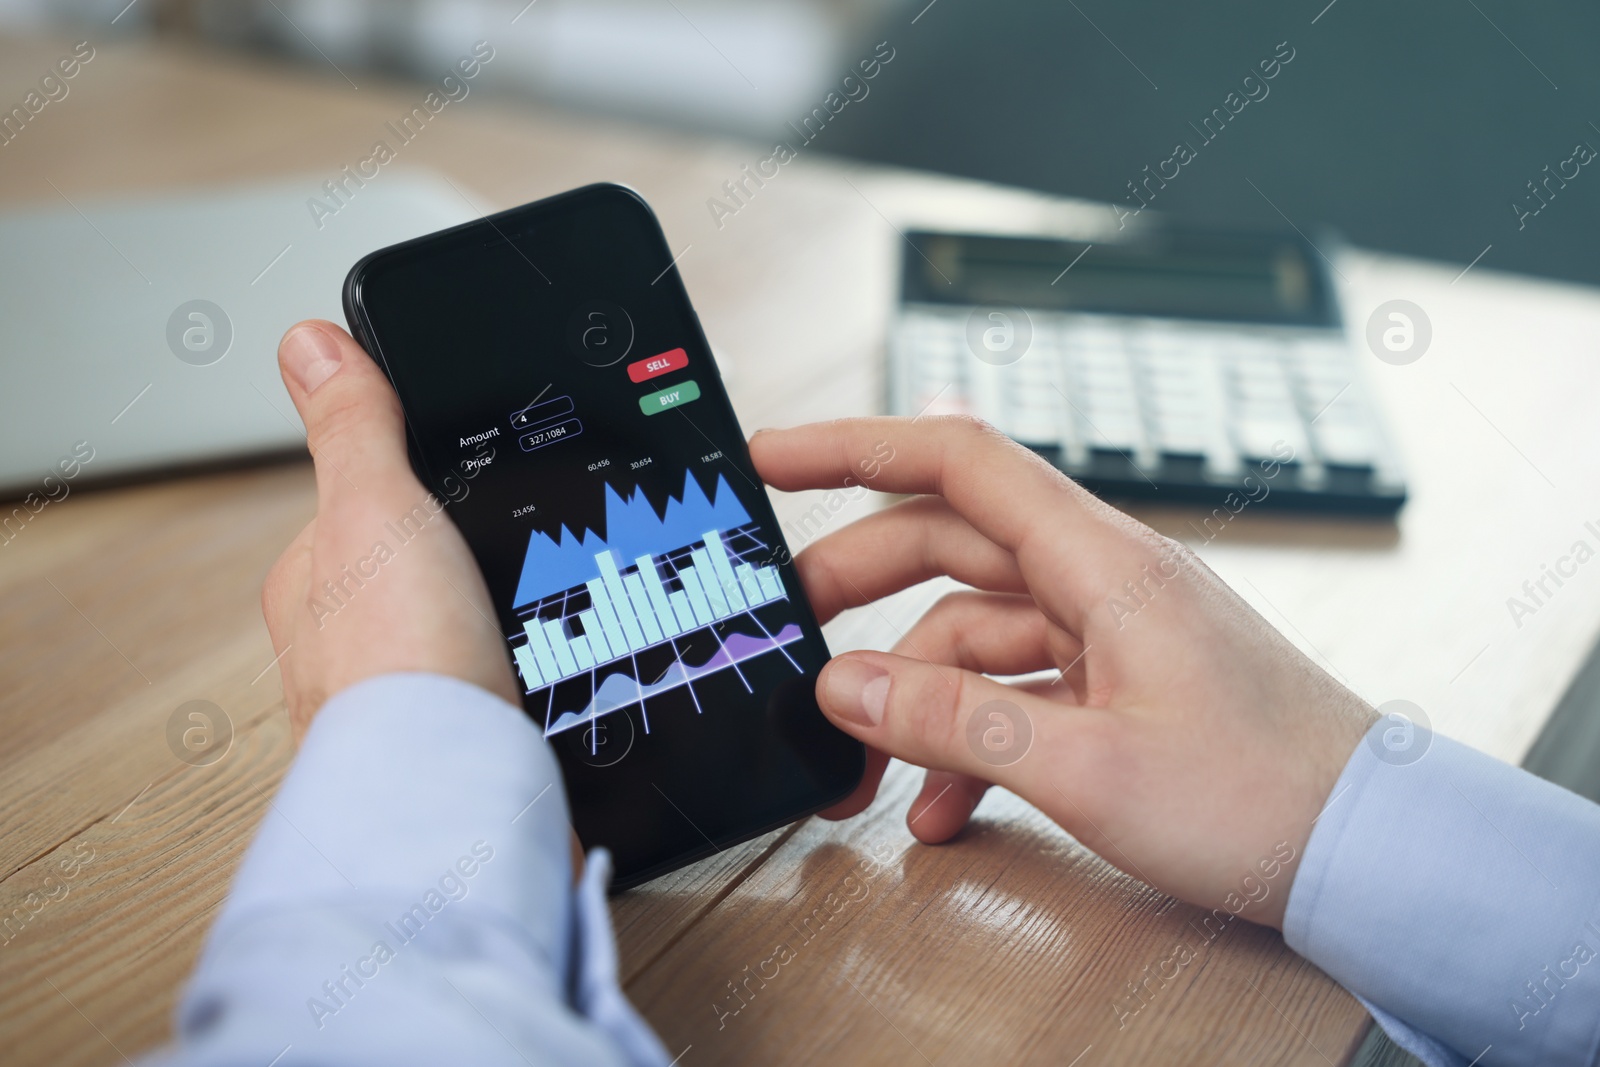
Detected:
[342,183,865,888]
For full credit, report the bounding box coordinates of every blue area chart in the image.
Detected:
[514,473,751,607]
[507,471,804,737]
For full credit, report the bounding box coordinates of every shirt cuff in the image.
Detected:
[206,673,576,971]
[1284,720,1600,1066]
[173,672,667,1066]
[571,849,675,1067]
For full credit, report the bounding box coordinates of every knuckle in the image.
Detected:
[937,413,1005,445]
[795,547,848,611]
[261,550,292,609]
[260,571,292,640]
[923,589,978,623]
[307,389,369,457]
[956,413,995,436]
[1088,525,1192,602]
[916,527,939,584]
[1154,533,1196,572]
[1055,711,1132,798]
[306,380,401,461]
[889,665,967,757]
[1138,532,1195,584]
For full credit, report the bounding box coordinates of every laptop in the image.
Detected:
[0,170,474,497]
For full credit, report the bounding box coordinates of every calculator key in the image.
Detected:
[1234,377,1293,404]
[1297,365,1350,389]
[1081,415,1141,450]
[1294,345,1347,369]
[1090,378,1139,403]
[1233,418,1306,461]
[1144,367,1205,391]
[1084,398,1138,422]
[1152,408,1209,434]
[1292,337,1349,365]
[1136,349,1190,370]
[1063,324,1124,348]
[1299,378,1350,409]
[1067,349,1129,371]
[1152,409,1210,434]
[1147,399,1206,427]
[1220,336,1282,360]
[1233,401,1301,428]
[1143,371,1200,396]
[1313,423,1378,468]
[1073,373,1132,396]
[1157,441,1210,461]
[1009,416,1060,447]
[1069,373,1128,399]
[1078,366,1131,387]
[1146,377,1202,401]
[1153,425,1211,458]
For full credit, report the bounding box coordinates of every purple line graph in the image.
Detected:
[545,623,804,736]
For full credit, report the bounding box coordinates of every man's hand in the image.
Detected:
[261,320,519,741]
[751,416,1376,929]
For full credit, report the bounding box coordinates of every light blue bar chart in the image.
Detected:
[510,526,787,698]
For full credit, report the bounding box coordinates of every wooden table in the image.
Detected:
[5,32,1600,1067]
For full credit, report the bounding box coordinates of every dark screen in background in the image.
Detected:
[821,0,1600,290]
[348,186,862,885]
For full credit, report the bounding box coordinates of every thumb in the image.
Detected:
[816,650,1059,788]
[277,320,414,496]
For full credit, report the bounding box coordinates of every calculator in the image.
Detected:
[888,228,1406,515]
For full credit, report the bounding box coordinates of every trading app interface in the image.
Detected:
[351,189,856,875]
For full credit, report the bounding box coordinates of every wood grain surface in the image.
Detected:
[4,30,1600,1067]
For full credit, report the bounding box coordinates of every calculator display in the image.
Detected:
[906,230,1337,327]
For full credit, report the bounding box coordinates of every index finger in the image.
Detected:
[751,415,1135,567]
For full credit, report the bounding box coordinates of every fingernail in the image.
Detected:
[823,658,889,727]
[283,324,342,394]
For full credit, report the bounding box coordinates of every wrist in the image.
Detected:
[1263,706,1377,928]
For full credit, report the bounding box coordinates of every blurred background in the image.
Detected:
[4,0,1597,285]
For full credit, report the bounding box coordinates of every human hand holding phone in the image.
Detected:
[262,319,588,875]
[752,415,1377,929]
[262,320,522,735]
[262,319,520,737]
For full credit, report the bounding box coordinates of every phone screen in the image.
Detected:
[344,185,864,886]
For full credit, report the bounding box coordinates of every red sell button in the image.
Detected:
[627,347,688,383]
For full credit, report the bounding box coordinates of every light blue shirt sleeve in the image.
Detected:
[141,672,671,1067]
[1284,720,1600,1066]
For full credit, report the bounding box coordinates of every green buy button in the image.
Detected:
[639,378,700,415]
